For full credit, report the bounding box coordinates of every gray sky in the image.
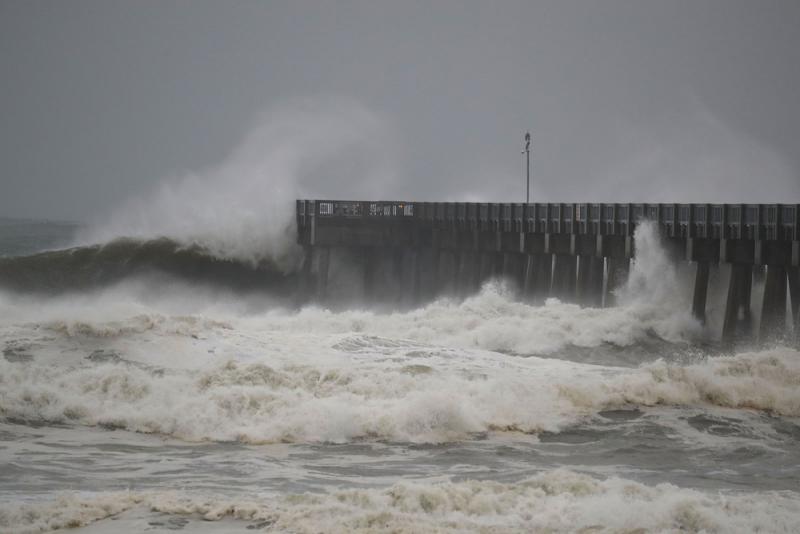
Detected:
[2,0,800,222]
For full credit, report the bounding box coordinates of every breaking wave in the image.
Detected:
[0,237,296,294]
[0,220,793,444]
[3,470,799,533]
[75,98,396,268]
[2,327,797,444]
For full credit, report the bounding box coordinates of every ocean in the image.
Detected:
[0,217,798,533]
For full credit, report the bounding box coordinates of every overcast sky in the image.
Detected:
[2,0,799,222]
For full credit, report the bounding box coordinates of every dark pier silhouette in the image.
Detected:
[297,200,800,345]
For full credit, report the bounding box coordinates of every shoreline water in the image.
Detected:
[1,220,798,533]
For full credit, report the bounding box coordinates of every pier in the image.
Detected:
[297,200,800,344]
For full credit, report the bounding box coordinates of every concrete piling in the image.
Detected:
[692,262,710,323]
[362,247,377,300]
[478,252,494,285]
[316,246,330,300]
[604,257,630,307]
[551,254,577,301]
[457,251,478,294]
[492,252,504,278]
[722,263,753,344]
[760,265,788,341]
[435,249,458,296]
[789,266,800,343]
[400,248,419,306]
[530,254,553,301]
[298,245,314,303]
[577,255,604,307]
[522,255,535,299]
[502,253,526,292]
[417,248,437,300]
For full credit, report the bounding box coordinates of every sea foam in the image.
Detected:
[75,99,396,269]
[0,221,794,444]
[3,470,799,533]
[2,324,797,444]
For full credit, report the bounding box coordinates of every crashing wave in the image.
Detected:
[2,339,797,444]
[0,237,296,294]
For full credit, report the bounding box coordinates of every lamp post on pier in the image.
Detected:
[523,132,531,204]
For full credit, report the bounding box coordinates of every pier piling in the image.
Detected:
[297,200,800,344]
[692,262,710,323]
[760,265,788,341]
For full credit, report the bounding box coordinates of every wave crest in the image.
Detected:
[0,237,295,294]
[2,341,798,444]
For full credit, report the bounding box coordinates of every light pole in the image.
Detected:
[523,132,531,204]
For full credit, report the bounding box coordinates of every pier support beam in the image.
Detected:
[362,247,378,300]
[722,263,753,345]
[760,265,788,341]
[316,246,330,301]
[298,245,314,303]
[456,250,478,295]
[551,254,577,301]
[576,255,604,307]
[522,254,535,299]
[604,257,630,307]
[390,247,404,304]
[753,265,766,286]
[528,254,552,301]
[789,267,800,343]
[417,248,437,300]
[423,249,439,298]
[692,262,710,323]
[436,249,459,295]
[401,248,420,307]
[478,252,495,285]
[502,253,526,293]
[492,252,505,278]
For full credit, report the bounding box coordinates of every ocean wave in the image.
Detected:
[43,314,233,339]
[1,341,797,444]
[264,281,701,354]
[245,221,701,354]
[576,347,800,417]
[0,237,295,294]
[3,470,799,533]
[2,275,698,353]
[75,98,394,268]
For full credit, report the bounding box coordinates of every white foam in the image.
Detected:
[0,221,794,444]
[2,300,798,444]
[4,470,799,533]
[241,221,701,355]
[3,219,701,356]
[75,98,396,268]
[0,492,143,534]
[606,348,800,416]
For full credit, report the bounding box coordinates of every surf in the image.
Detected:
[0,237,295,294]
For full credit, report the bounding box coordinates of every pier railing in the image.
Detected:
[297,200,799,241]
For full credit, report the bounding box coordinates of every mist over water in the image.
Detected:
[75,98,397,268]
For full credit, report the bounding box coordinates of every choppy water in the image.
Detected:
[1,221,799,533]
[0,218,79,259]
